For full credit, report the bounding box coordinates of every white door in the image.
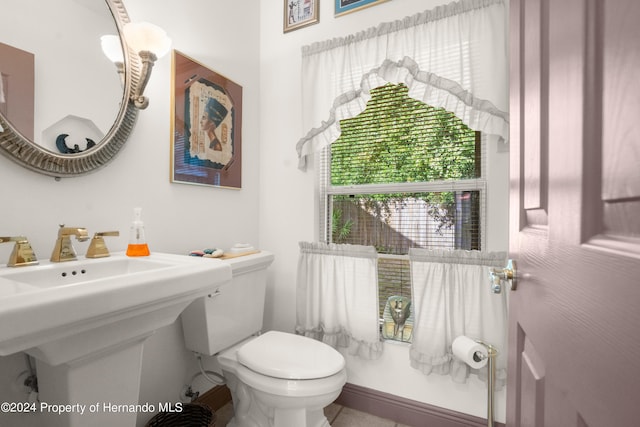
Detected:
[508,0,640,426]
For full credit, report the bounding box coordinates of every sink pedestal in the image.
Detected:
[24,297,190,426]
[36,338,148,427]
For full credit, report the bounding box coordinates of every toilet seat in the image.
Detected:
[232,360,347,398]
[217,331,348,398]
[237,331,345,380]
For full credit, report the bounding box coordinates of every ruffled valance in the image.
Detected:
[296,0,509,170]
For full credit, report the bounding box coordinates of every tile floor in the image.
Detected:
[215,401,412,427]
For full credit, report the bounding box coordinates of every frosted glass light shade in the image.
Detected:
[122,22,172,59]
[100,35,124,63]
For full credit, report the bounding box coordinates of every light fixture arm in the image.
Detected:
[121,21,172,110]
[131,50,157,110]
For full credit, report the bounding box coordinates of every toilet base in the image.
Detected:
[214,332,346,427]
[223,370,339,427]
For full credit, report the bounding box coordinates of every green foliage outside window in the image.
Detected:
[331,83,477,186]
[329,83,479,247]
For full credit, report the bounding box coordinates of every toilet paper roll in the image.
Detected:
[452,335,488,369]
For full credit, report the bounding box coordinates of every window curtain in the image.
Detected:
[296,242,383,359]
[296,0,508,170]
[409,249,508,389]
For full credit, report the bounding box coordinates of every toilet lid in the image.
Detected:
[237,331,345,380]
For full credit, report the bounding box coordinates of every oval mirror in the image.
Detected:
[0,0,143,178]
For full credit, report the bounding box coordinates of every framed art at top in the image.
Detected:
[335,0,389,17]
[284,0,319,33]
[171,50,242,189]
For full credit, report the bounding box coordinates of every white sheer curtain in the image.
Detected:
[296,0,508,170]
[296,242,383,359]
[409,249,508,388]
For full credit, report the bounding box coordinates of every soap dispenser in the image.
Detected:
[126,207,150,256]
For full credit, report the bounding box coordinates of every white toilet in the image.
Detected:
[181,251,347,427]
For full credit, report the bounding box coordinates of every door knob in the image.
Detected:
[489,259,517,293]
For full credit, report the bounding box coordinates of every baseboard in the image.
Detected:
[195,382,505,427]
[335,382,505,427]
[196,385,232,411]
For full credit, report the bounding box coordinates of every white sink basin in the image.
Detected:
[0,252,231,426]
[0,256,180,289]
[0,252,232,363]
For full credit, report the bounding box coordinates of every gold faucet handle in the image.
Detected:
[86,231,120,258]
[57,225,90,241]
[0,236,39,267]
[95,231,119,238]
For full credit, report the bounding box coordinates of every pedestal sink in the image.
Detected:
[0,252,231,426]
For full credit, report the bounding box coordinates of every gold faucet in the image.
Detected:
[86,231,119,258]
[0,236,39,267]
[50,226,90,262]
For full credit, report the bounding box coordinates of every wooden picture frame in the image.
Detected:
[171,50,242,189]
[284,0,319,33]
[335,0,389,17]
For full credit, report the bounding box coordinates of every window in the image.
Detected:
[319,83,486,342]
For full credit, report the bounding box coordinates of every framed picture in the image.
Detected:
[335,0,389,17]
[171,50,242,189]
[284,0,319,33]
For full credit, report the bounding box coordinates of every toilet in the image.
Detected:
[181,251,347,427]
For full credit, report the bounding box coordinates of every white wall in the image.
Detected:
[0,1,260,426]
[258,0,509,423]
[0,0,510,425]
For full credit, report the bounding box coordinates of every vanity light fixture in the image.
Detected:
[122,21,172,109]
[100,35,125,86]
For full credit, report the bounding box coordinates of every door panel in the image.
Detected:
[518,329,546,427]
[522,0,545,213]
[508,0,640,426]
[602,1,640,202]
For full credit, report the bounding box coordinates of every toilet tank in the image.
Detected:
[181,251,274,355]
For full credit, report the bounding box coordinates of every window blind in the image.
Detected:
[322,83,485,252]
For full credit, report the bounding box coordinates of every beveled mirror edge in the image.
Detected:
[0,0,143,179]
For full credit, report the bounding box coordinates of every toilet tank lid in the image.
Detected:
[237,331,345,380]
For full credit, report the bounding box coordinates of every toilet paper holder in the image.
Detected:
[478,342,498,427]
[454,338,498,427]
